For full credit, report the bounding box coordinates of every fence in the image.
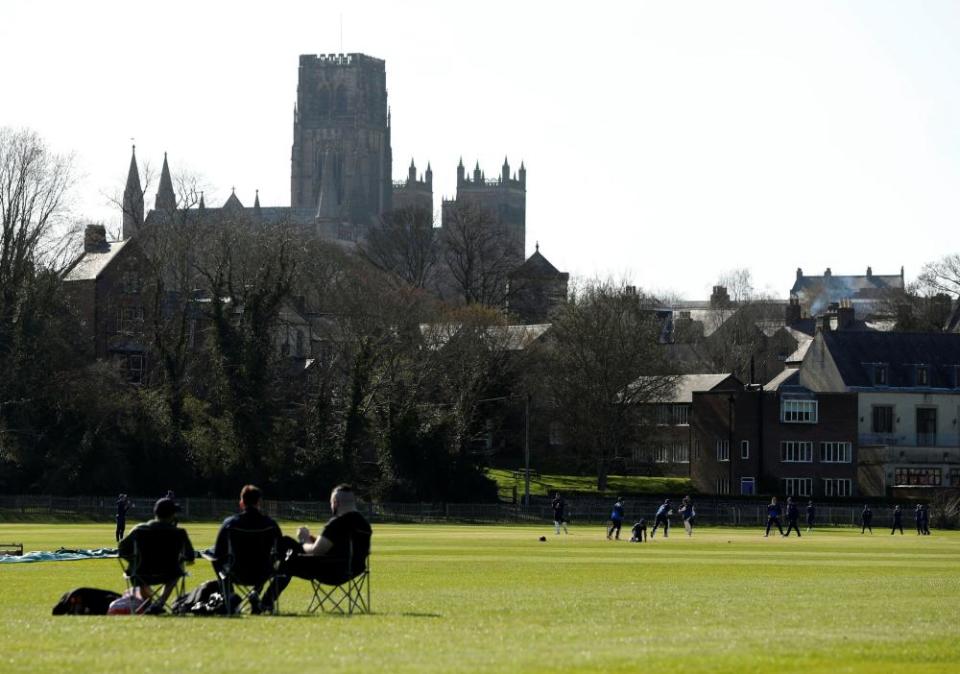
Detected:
[0,494,935,528]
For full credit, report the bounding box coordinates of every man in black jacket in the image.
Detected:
[783,497,801,537]
[262,484,372,613]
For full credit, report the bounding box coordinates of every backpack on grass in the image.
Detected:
[52,588,122,615]
[171,579,239,615]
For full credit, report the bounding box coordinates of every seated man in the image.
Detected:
[263,484,372,610]
[118,497,195,611]
[208,485,282,592]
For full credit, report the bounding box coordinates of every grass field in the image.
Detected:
[487,468,692,497]
[1,522,958,673]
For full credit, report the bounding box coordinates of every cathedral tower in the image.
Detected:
[291,53,392,226]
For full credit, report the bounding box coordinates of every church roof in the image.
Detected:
[223,190,244,210]
[510,249,566,279]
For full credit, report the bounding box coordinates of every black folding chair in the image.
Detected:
[216,526,281,615]
[118,527,190,614]
[307,533,371,615]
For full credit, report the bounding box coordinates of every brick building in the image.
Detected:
[691,384,859,497]
[63,224,148,383]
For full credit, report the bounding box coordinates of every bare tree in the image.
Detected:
[360,205,438,289]
[0,128,74,364]
[546,279,677,490]
[440,200,516,307]
[918,254,960,298]
[717,267,755,303]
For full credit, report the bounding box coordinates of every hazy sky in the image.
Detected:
[3,0,959,298]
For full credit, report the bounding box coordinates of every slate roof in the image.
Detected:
[790,271,903,298]
[509,250,567,279]
[144,205,319,227]
[63,239,130,282]
[819,331,960,389]
[633,373,742,403]
[764,367,800,391]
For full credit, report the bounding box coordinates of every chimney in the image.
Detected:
[710,285,731,308]
[785,297,802,324]
[820,314,832,332]
[796,267,803,281]
[824,267,832,277]
[83,224,107,253]
[866,266,872,278]
[836,299,855,330]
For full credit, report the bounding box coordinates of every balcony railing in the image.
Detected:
[859,432,960,449]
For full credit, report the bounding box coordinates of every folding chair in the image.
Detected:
[118,527,190,614]
[307,535,371,615]
[216,526,281,615]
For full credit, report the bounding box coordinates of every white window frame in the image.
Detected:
[781,440,813,463]
[823,478,852,497]
[673,443,690,464]
[781,477,812,497]
[820,441,852,463]
[740,440,750,459]
[715,477,730,494]
[740,477,755,495]
[781,399,818,423]
[673,405,690,426]
[716,439,730,462]
[654,446,670,463]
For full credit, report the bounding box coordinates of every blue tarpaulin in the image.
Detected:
[0,548,118,563]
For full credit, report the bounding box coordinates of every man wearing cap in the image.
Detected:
[118,497,195,611]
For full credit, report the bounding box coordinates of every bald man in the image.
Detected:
[262,484,372,612]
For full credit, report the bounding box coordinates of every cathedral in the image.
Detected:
[122,52,566,322]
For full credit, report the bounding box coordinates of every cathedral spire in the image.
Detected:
[253,189,262,218]
[155,152,176,211]
[122,145,143,240]
[408,158,417,182]
[198,191,205,210]
[502,156,510,182]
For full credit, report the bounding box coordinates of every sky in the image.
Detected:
[3,0,959,299]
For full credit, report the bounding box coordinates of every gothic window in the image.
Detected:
[315,87,330,117]
[335,85,348,114]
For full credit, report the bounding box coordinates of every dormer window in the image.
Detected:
[916,365,929,387]
[874,364,887,386]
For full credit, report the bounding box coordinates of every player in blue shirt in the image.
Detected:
[764,496,785,537]
[920,504,931,535]
[891,505,904,535]
[607,497,625,540]
[860,504,873,534]
[805,500,816,532]
[783,497,801,537]
[650,498,672,538]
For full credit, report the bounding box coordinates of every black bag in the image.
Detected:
[171,579,239,615]
[52,588,122,615]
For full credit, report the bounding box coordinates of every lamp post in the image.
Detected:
[524,393,531,506]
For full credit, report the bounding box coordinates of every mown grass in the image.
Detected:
[0,521,958,673]
[487,467,692,497]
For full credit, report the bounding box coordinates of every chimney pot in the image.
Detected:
[824,267,832,277]
[83,224,107,253]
